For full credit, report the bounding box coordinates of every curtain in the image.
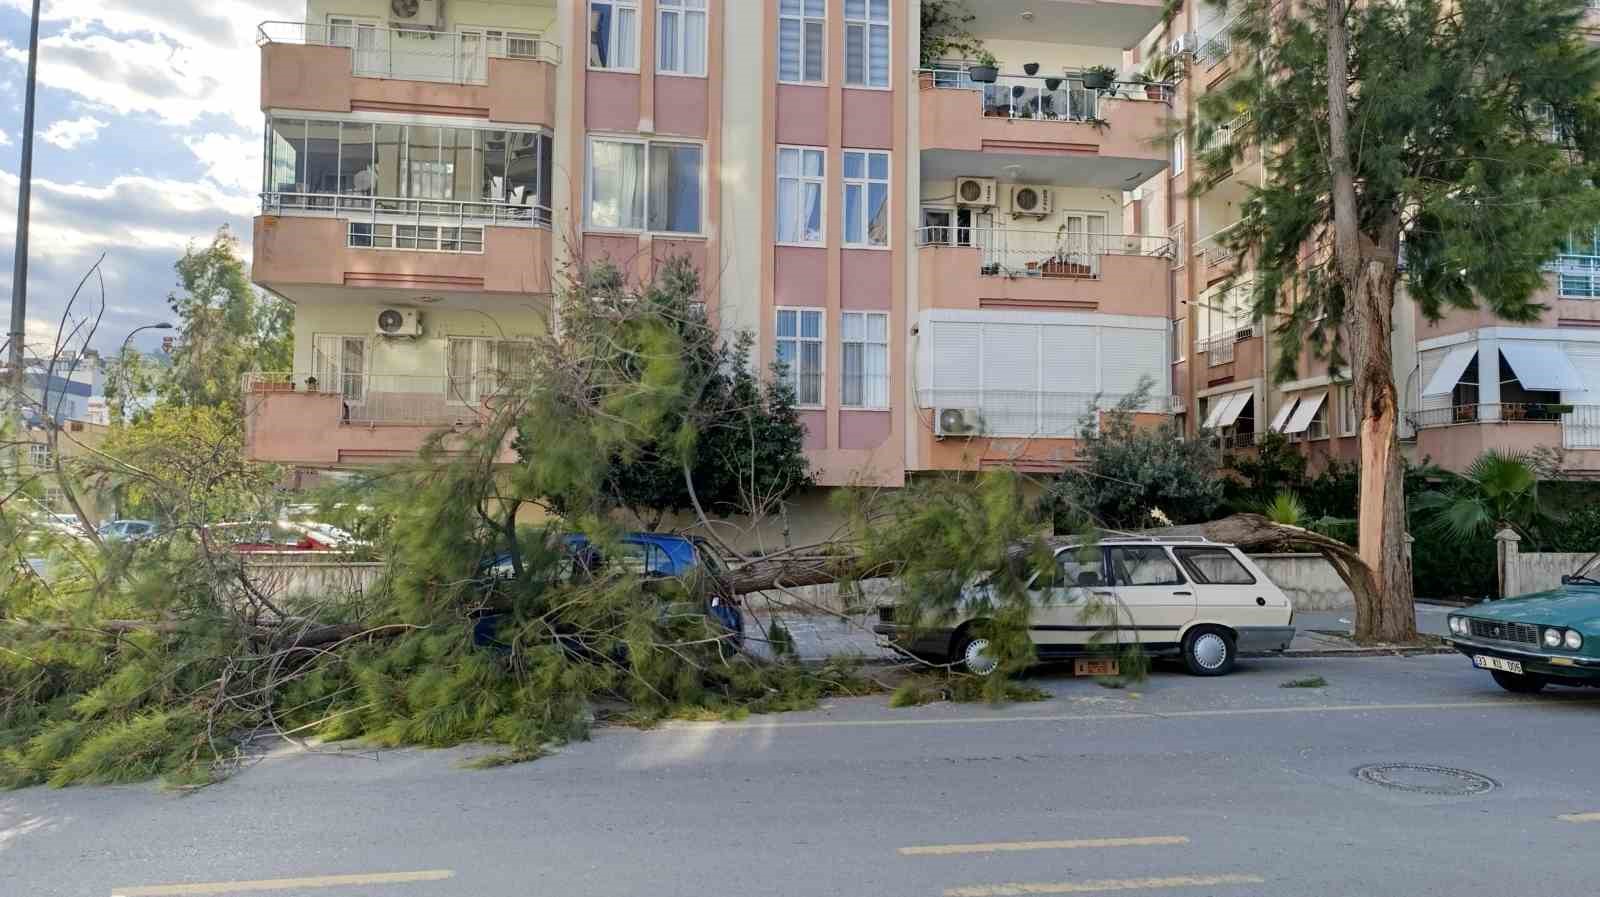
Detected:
[340,338,365,402]
[777,177,800,243]
[844,183,862,245]
[649,144,701,233]
[683,8,706,76]
[615,6,637,68]
[589,3,611,67]
[590,141,644,228]
[658,8,680,72]
[778,18,801,81]
[842,313,865,407]
[447,339,477,403]
[865,313,889,407]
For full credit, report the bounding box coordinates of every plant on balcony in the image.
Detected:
[1137,52,1182,99]
[1191,0,1600,641]
[968,49,999,83]
[1081,64,1117,90]
[921,0,985,68]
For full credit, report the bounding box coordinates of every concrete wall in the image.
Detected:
[243,554,385,607]
[1251,553,1353,611]
[1498,530,1593,598]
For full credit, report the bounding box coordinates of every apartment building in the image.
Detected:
[244,0,1183,529]
[1166,2,1600,476]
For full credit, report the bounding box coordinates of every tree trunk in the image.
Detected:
[1322,0,1416,642]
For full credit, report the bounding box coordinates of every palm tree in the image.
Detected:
[1412,450,1552,548]
[1261,491,1307,526]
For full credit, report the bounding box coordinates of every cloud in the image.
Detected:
[0,129,11,146]
[185,132,262,194]
[39,115,106,149]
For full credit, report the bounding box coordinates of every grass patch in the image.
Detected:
[945,676,1051,704]
[1280,675,1328,689]
[459,748,546,770]
[888,682,940,708]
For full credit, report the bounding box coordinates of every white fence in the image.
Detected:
[917,227,1175,279]
[257,21,560,86]
[246,372,521,426]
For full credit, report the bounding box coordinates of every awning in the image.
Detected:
[1282,391,1328,434]
[1421,345,1477,397]
[1267,398,1298,433]
[1215,391,1254,428]
[1500,343,1587,392]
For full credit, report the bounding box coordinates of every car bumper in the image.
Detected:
[1235,626,1296,654]
[873,622,955,658]
[1443,637,1600,682]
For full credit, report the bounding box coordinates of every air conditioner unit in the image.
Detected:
[955,177,998,209]
[389,0,442,28]
[1169,32,1199,58]
[1009,184,1052,218]
[935,407,982,438]
[376,308,423,337]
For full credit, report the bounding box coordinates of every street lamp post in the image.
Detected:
[111,323,174,422]
[6,0,43,382]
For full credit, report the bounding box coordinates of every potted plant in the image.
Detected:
[1082,64,1116,91]
[1044,76,1063,91]
[1023,62,1040,76]
[1138,52,1181,100]
[968,49,999,84]
[304,375,319,392]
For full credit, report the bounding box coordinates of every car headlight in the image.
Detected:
[1566,629,1584,650]
[1449,616,1465,635]
[1544,627,1564,648]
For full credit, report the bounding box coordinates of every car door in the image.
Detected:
[1028,546,1108,649]
[1171,545,1285,628]
[1104,545,1196,648]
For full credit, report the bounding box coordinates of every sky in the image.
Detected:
[0,0,299,357]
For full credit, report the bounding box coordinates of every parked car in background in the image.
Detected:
[1444,554,1600,692]
[874,537,1295,677]
[97,519,158,541]
[474,532,742,651]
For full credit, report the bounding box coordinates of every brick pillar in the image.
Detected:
[1495,528,1521,599]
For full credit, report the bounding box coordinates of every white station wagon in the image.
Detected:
[873,537,1295,676]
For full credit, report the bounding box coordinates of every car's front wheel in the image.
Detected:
[1182,626,1236,676]
[952,628,1000,677]
[1490,669,1547,694]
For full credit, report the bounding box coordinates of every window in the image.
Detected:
[841,312,889,408]
[1108,546,1186,587]
[43,487,64,510]
[920,207,974,247]
[447,338,498,405]
[776,308,824,406]
[658,0,707,76]
[588,138,704,234]
[313,336,367,403]
[1172,131,1186,175]
[777,147,825,244]
[1055,550,1105,589]
[1174,547,1257,585]
[28,443,50,469]
[843,150,890,247]
[1339,384,1358,436]
[779,0,826,84]
[1174,318,1188,362]
[590,0,639,70]
[349,222,484,252]
[844,0,889,88]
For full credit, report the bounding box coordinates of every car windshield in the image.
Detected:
[1569,553,1600,584]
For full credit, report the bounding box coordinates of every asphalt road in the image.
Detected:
[5,653,1599,897]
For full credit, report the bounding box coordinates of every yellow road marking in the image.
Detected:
[111,870,454,896]
[1558,812,1600,823]
[901,835,1189,856]
[945,873,1266,897]
[652,698,1593,733]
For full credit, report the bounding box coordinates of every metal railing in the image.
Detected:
[918,68,1173,122]
[260,192,552,229]
[1199,327,1255,366]
[245,372,530,426]
[1194,219,1249,267]
[1406,402,1572,430]
[257,21,560,85]
[1196,16,1240,66]
[1551,254,1600,298]
[917,389,1169,439]
[917,227,1175,279]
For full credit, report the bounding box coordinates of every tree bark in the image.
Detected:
[1321,0,1416,642]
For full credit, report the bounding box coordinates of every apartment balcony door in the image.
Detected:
[330,16,388,78]
[313,335,368,405]
[1060,212,1108,277]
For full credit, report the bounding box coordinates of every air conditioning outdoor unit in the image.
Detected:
[389,0,442,27]
[376,308,423,337]
[955,177,998,209]
[1169,32,1199,58]
[935,407,982,438]
[1009,184,1052,218]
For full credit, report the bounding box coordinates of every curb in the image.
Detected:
[1244,646,1456,659]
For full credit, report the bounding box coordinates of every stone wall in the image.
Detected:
[1497,529,1592,598]
[1251,553,1354,611]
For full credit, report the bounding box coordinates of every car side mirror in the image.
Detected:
[1561,575,1574,585]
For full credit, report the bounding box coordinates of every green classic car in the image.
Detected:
[1444,554,1600,693]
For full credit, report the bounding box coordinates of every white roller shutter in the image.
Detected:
[932,322,981,393]
[1565,345,1600,448]
[1040,325,1098,436]
[1100,326,1167,399]
[981,324,1040,435]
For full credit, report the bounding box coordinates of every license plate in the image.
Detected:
[1074,658,1120,677]
[1473,655,1523,674]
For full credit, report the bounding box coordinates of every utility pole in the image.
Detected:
[7,0,43,381]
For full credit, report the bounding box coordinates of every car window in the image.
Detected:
[617,542,672,576]
[1174,547,1257,584]
[1056,549,1105,588]
[1107,546,1186,587]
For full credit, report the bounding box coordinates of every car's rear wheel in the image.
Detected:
[1182,626,1236,676]
[1490,669,1548,694]
[953,628,1000,677]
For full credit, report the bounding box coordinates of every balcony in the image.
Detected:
[242,373,518,466]
[1197,329,1263,382]
[258,22,559,127]
[918,72,1172,176]
[916,227,1174,314]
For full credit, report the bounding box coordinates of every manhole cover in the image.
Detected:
[1354,763,1498,796]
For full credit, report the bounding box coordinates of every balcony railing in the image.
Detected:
[919,69,1173,122]
[1196,16,1240,66]
[917,389,1169,439]
[1406,402,1572,430]
[1194,220,1249,267]
[257,21,561,86]
[260,192,552,229]
[1551,254,1600,298]
[917,227,1175,279]
[245,372,528,426]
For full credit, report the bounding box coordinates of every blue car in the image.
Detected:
[473,532,742,650]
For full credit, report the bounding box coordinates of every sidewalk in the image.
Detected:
[754,604,1454,665]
